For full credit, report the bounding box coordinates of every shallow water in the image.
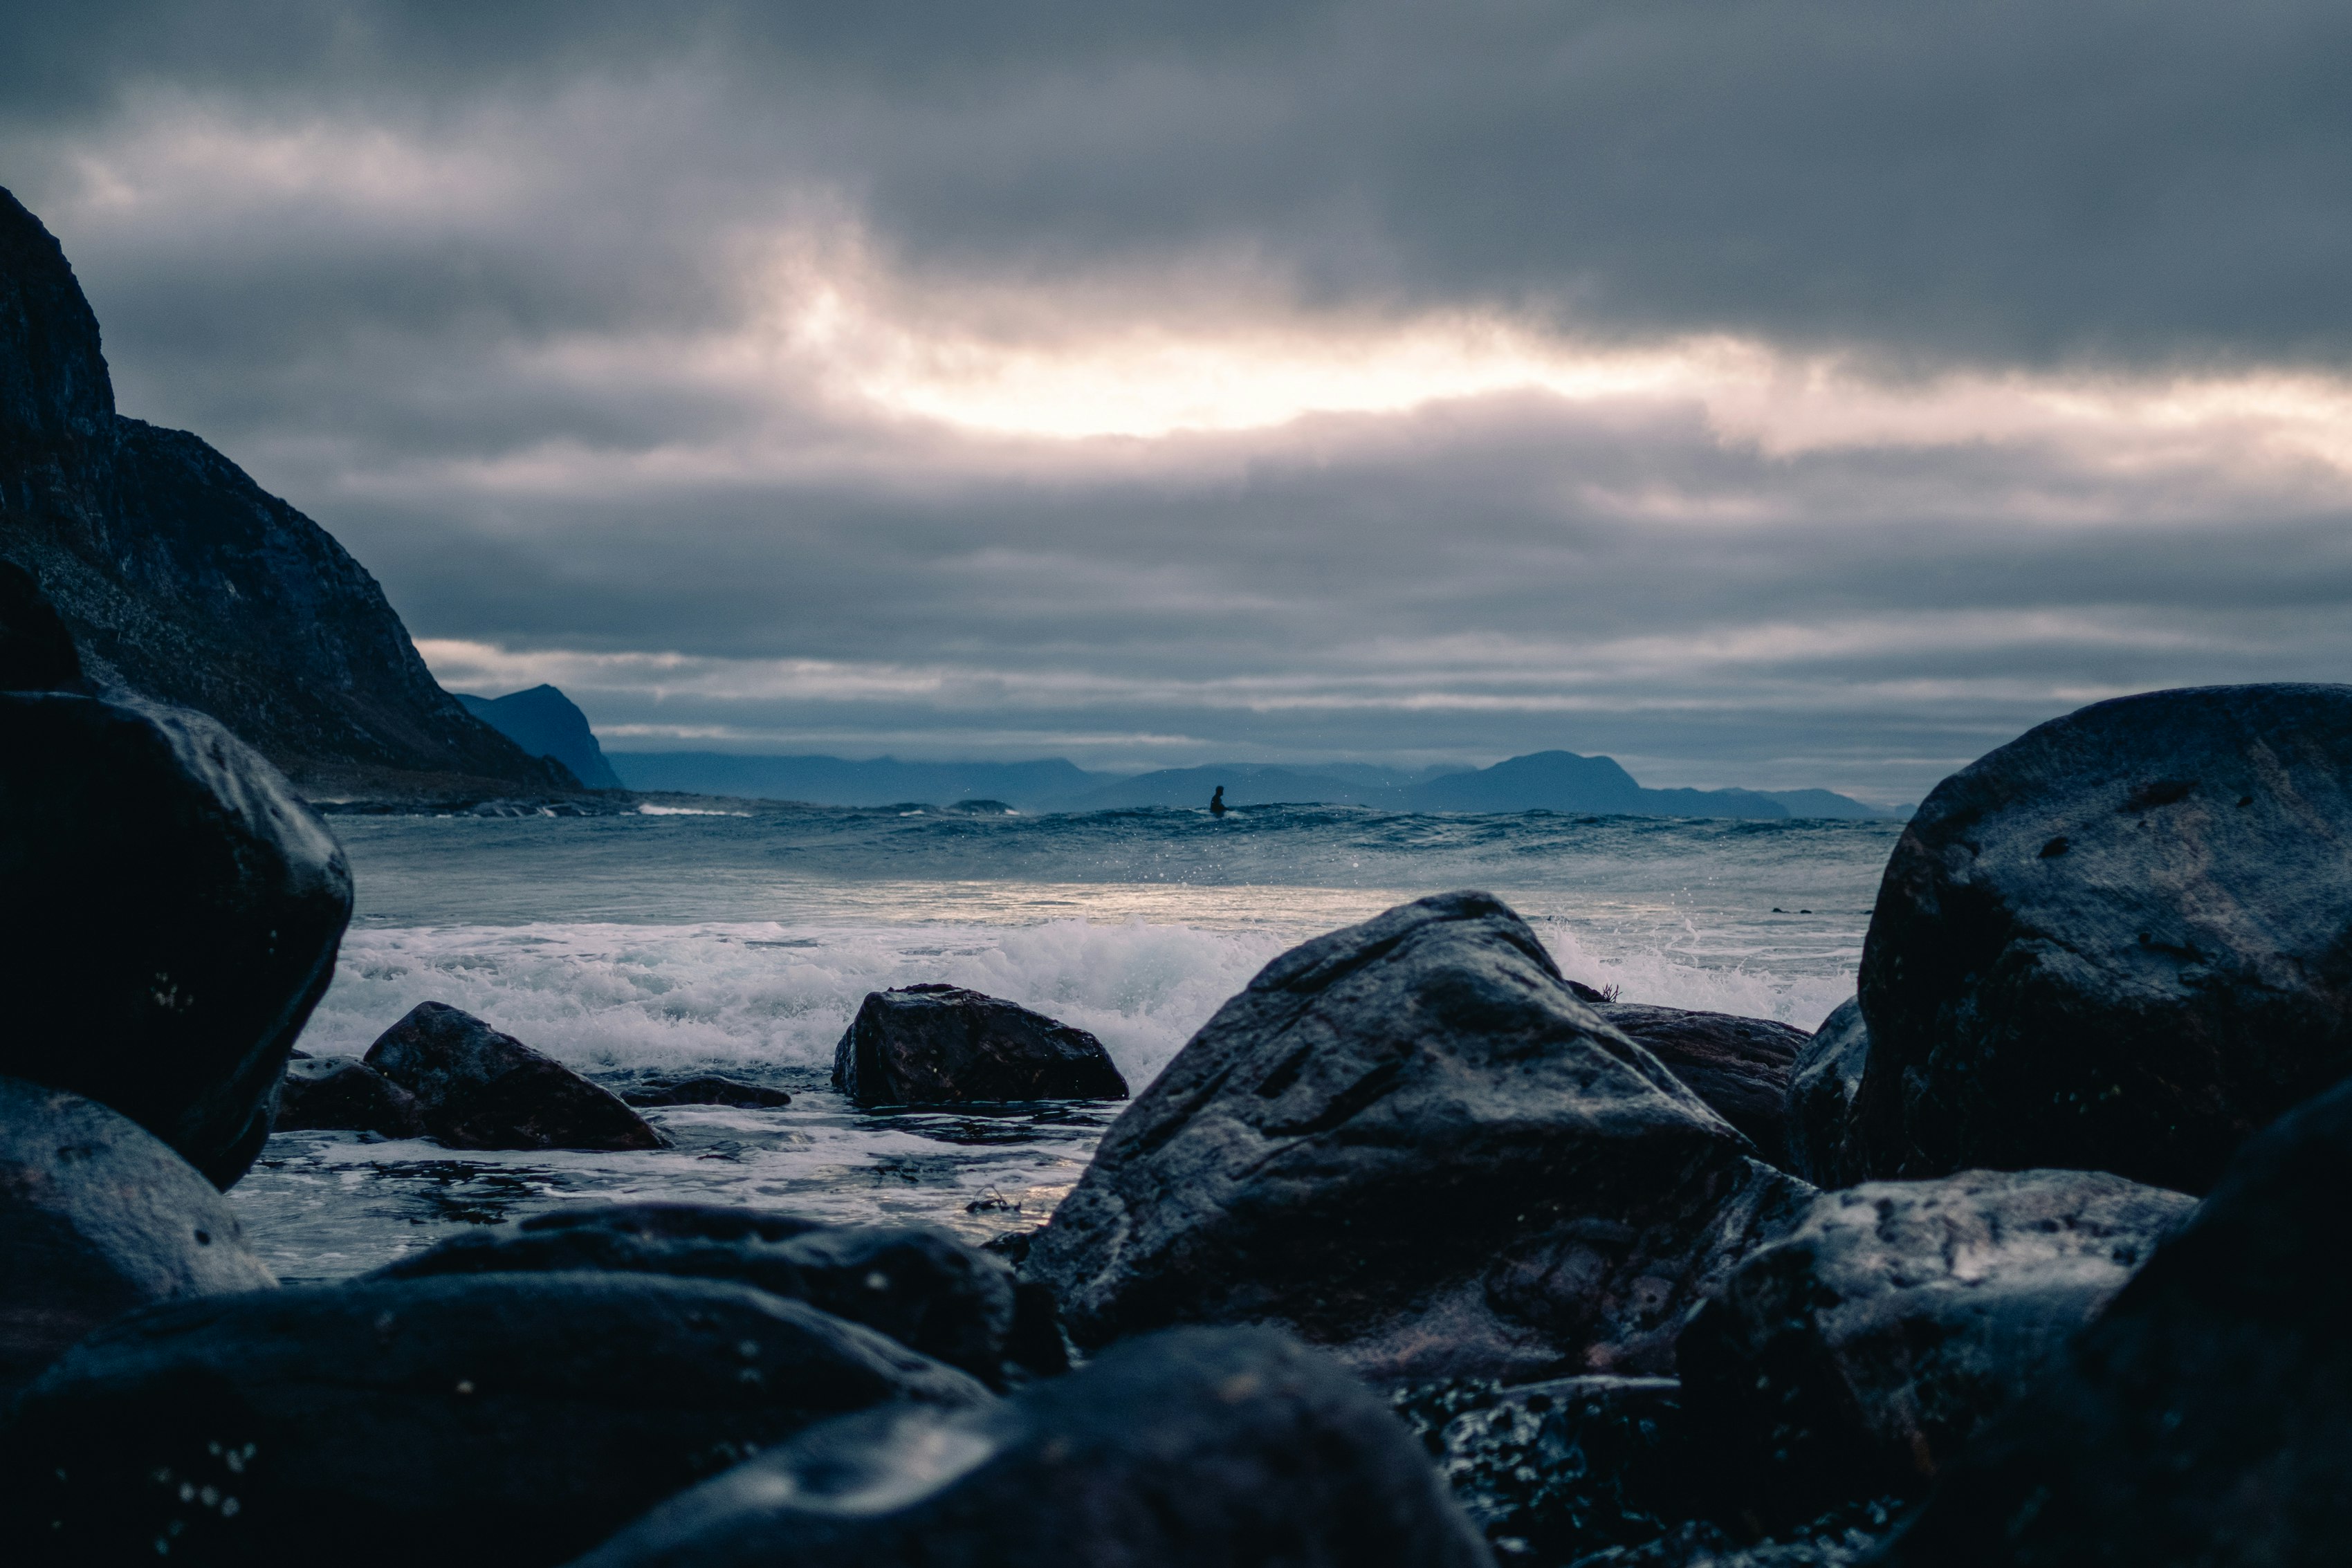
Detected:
[230,804,1902,1281]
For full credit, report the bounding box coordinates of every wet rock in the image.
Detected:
[568,1327,1489,1568]
[1571,1517,1889,1568]
[362,1002,664,1151]
[621,1074,792,1109]
[273,1057,426,1138]
[370,1202,1031,1386]
[1784,1000,1871,1188]
[0,692,353,1187]
[832,984,1129,1104]
[0,1271,989,1568]
[1853,683,2352,1194]
[1594,1002,1808,1168]
[1870,1073,2352,1567]
[1026,892,1814,1381]
[1678,1169,2192,1524]
[1393,1374,1685,1563]
[0,1077,275,1397]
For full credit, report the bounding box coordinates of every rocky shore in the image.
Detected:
[6,674,2352,1565]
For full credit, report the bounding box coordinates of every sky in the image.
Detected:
[7,1,2351,806]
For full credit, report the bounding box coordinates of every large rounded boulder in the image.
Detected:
[1026,892,1812,1382]
[0,694,353,1186]
[832,984,1129,1105]
[0,1077,276,1396]
[1855,683,2352,1193]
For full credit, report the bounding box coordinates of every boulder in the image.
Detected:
[1853,683,2352,1194]
[832,984,1129,1104]
[1025,892,1813,1381]
[1868,1073,2352,1567]
[0,692,353,1187]
[621,1074,792,1109]
[567,1327,1489,1568]
[273,1057,426,1137]
[1394,1374,1686,1564]
[362,1002,664,1151]
[0,1077,275,1397]
[371,1202,1036,1386]
[0,1271,990,1568]
[1784,1000,1871,1188]
[1676,1169,2193,1524]
[1594,1002,1808,1168]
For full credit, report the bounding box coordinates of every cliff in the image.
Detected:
[455,685,623,791]
[0,187,576,800]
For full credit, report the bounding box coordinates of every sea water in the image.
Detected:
[228,804,1905,1281]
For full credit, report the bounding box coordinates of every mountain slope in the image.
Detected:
[457,685,623,790]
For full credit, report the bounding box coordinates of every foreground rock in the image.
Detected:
[1854,683,2352,1194]
[364,1002,664,1150]
[1784,1001,1870,1188]
[569,1327,1489,1568]
[833,984,1130,1104]
[1027,892,1812,1381]
[621,1074,792,1109]
[0,1272,989,1568]
[0,1078,275,1396]
[374,1202,1038,1385]
[1592,1003,1808,1168]
[1678,1169,2192,1524]
[0,560,86,691]
[1871,1074,2352,1567]
[0,692,353,1186]
[273,1056,426,1137]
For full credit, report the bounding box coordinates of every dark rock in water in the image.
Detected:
[454,684,623,791]
[1393,1374,1685,1563]
[0,559,86,691]
[0,187,574,800]
[273,1057,427,1138]
[1854,683,2352,1194]
[1677,1169,2192,1524]
[0,692,353,1187]
[832,984,1129,1105]
[0,1271,989,1568]
[1595,1002,1807,1168]
[1784,1000,1871,1188]
[371,1202,1031,1386]
[1026,892,1814,1381]
[0,1077,275,1398]
[363,1002,664,1151]
[621,1074,792,1109]
[1869,1074,2352,1567]
[567,1327,1489,1568]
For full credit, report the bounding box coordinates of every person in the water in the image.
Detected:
[1209,786,1227,816]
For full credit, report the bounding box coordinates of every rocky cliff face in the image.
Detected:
[0,187,575,799]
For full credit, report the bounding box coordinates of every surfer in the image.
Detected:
[1209,786,1227,816]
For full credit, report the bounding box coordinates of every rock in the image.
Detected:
[1594,1002,1808,1168]
[0,692,353,1187]
[1572,1522,1884,1568]
[1868,1073,2352,1567]
[1853,683,2352,1194]
[621,1074,792,1109]
[1676,1169,2193,1524]
[0,1077,275,1398]
[371,1202,1034,1386]
[362,1002,664,1151]
[0,560,86,691]
[1026,892,1813,1381]
[567,1327,1489,1568]
[1393,1374,1686,1563]
[1,185,576,800]
[273,1057,428,1138]
[831,984,1130,1105]
[454,685,623,791]
[1784,1000,1871,1188]
[0,1271,990,1568]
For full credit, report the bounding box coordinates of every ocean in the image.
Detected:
[227,803,1905,1281]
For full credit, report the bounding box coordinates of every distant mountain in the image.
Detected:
[1061,764,1407,811]
[608,752,1110,808]
[1756,788,1892,820]
[456,685,623,790]
[0,187,571,799]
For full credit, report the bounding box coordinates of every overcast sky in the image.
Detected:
[8,1,2351,803]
